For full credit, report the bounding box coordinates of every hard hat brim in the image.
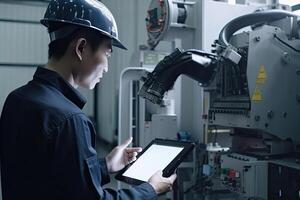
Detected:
[112,38,127,50]
[41,19,127,50]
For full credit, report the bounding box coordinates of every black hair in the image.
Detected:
[48,22,109,59]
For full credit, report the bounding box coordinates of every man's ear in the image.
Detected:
[75,38,87,61]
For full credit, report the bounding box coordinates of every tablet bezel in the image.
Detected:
[115,138,195,185]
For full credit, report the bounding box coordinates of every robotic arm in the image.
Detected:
[138,48,218,104]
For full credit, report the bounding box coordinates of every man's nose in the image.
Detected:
[103,65,108,73]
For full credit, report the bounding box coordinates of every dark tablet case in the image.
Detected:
[115,138,195,185]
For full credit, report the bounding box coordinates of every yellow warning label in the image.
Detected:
[251,86,263,102]
[256,65,267,84]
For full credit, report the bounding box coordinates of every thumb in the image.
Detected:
[155,170,163,176]
[168,173,177,183]
[120,137,132,148]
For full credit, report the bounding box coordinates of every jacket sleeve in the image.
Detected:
[53,113,158,200]
[98,158,111,185]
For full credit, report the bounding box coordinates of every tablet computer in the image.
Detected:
[115,138,194,185]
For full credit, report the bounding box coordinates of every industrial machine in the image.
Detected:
[138,9,300,200]
[117,0,298,199]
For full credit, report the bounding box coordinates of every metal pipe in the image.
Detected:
[0,63,42,67]
[208,129,234,134]
[0,18,40,24]
[218,9,297,47]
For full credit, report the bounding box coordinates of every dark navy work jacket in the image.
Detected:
[0,67,157,200]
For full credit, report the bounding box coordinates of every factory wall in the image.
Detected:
[0,1,47,114]
[0,1,94,119]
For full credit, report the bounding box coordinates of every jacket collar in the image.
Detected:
[33,67,87,109]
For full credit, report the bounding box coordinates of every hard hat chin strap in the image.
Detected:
[49,25,79,42]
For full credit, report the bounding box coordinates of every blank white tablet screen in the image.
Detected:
[122,144,184,182]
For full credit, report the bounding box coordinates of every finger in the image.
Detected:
[127,155,137,164]
[127,152,138,158]
[126,155,135,162]
[155,170,163,176]
[128,157,137,163]
[126,147,142,153]
[120,137,132,148]
[168,173,177,183]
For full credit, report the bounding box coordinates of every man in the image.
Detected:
[0,0,176,199]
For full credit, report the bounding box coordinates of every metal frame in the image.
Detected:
[0,0,49,6]
[0,18,40,24]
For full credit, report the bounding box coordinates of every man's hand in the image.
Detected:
[148,171,177,194]
[105,137,142,173]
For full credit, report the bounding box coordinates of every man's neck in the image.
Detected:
[45,58,78,89]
